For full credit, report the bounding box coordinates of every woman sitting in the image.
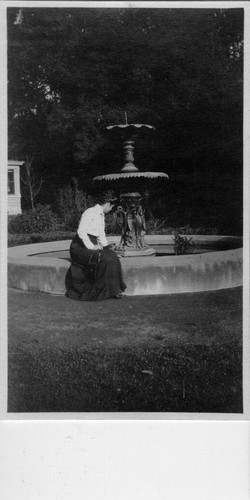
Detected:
[66,195,126,301]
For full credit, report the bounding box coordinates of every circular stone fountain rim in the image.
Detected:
[8,235,242,295]
[8,235,242,267]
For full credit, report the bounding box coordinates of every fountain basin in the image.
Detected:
[8,235,242,296]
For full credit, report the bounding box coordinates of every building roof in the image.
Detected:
[8,160,24,167]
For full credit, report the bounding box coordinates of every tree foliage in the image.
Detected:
[7,7,243,232]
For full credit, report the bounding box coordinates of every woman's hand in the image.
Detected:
[93,244,103,250]
[107,242,117,250]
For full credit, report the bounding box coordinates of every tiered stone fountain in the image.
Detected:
[93,119,168,257]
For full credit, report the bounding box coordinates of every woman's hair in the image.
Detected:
[96,193,118,206]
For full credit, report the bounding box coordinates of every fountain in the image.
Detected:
[93,118,168,257]
[8,118,242,295]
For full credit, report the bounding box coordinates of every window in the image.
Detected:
[8,169,15,194]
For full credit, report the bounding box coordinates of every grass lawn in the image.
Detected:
[8,287,242,413]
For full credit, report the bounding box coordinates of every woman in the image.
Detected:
[65,196,126,301]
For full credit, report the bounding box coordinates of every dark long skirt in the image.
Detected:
[65,234,126,301]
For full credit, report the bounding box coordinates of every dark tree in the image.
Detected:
[7,8,243,232]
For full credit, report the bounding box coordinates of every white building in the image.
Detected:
[8,160,24,214]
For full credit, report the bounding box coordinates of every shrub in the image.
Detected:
[173,232,195,255]
[145,213,169,234]
[8,234,33,247]
[8,231,75,247]
[55,178,94,231]
[8,205,59,234]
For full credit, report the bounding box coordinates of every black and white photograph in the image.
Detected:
[3,2,248,416]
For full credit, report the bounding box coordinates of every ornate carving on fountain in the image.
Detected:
[115,193,156,257]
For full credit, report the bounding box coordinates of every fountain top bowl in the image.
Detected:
[106,123,155,132]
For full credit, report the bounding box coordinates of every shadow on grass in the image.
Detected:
[8,341,242,413]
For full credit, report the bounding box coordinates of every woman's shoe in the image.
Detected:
[112,292,125,299]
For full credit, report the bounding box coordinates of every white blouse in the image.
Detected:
[77,204,108,249]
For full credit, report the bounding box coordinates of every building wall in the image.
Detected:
[8,162,23,214]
